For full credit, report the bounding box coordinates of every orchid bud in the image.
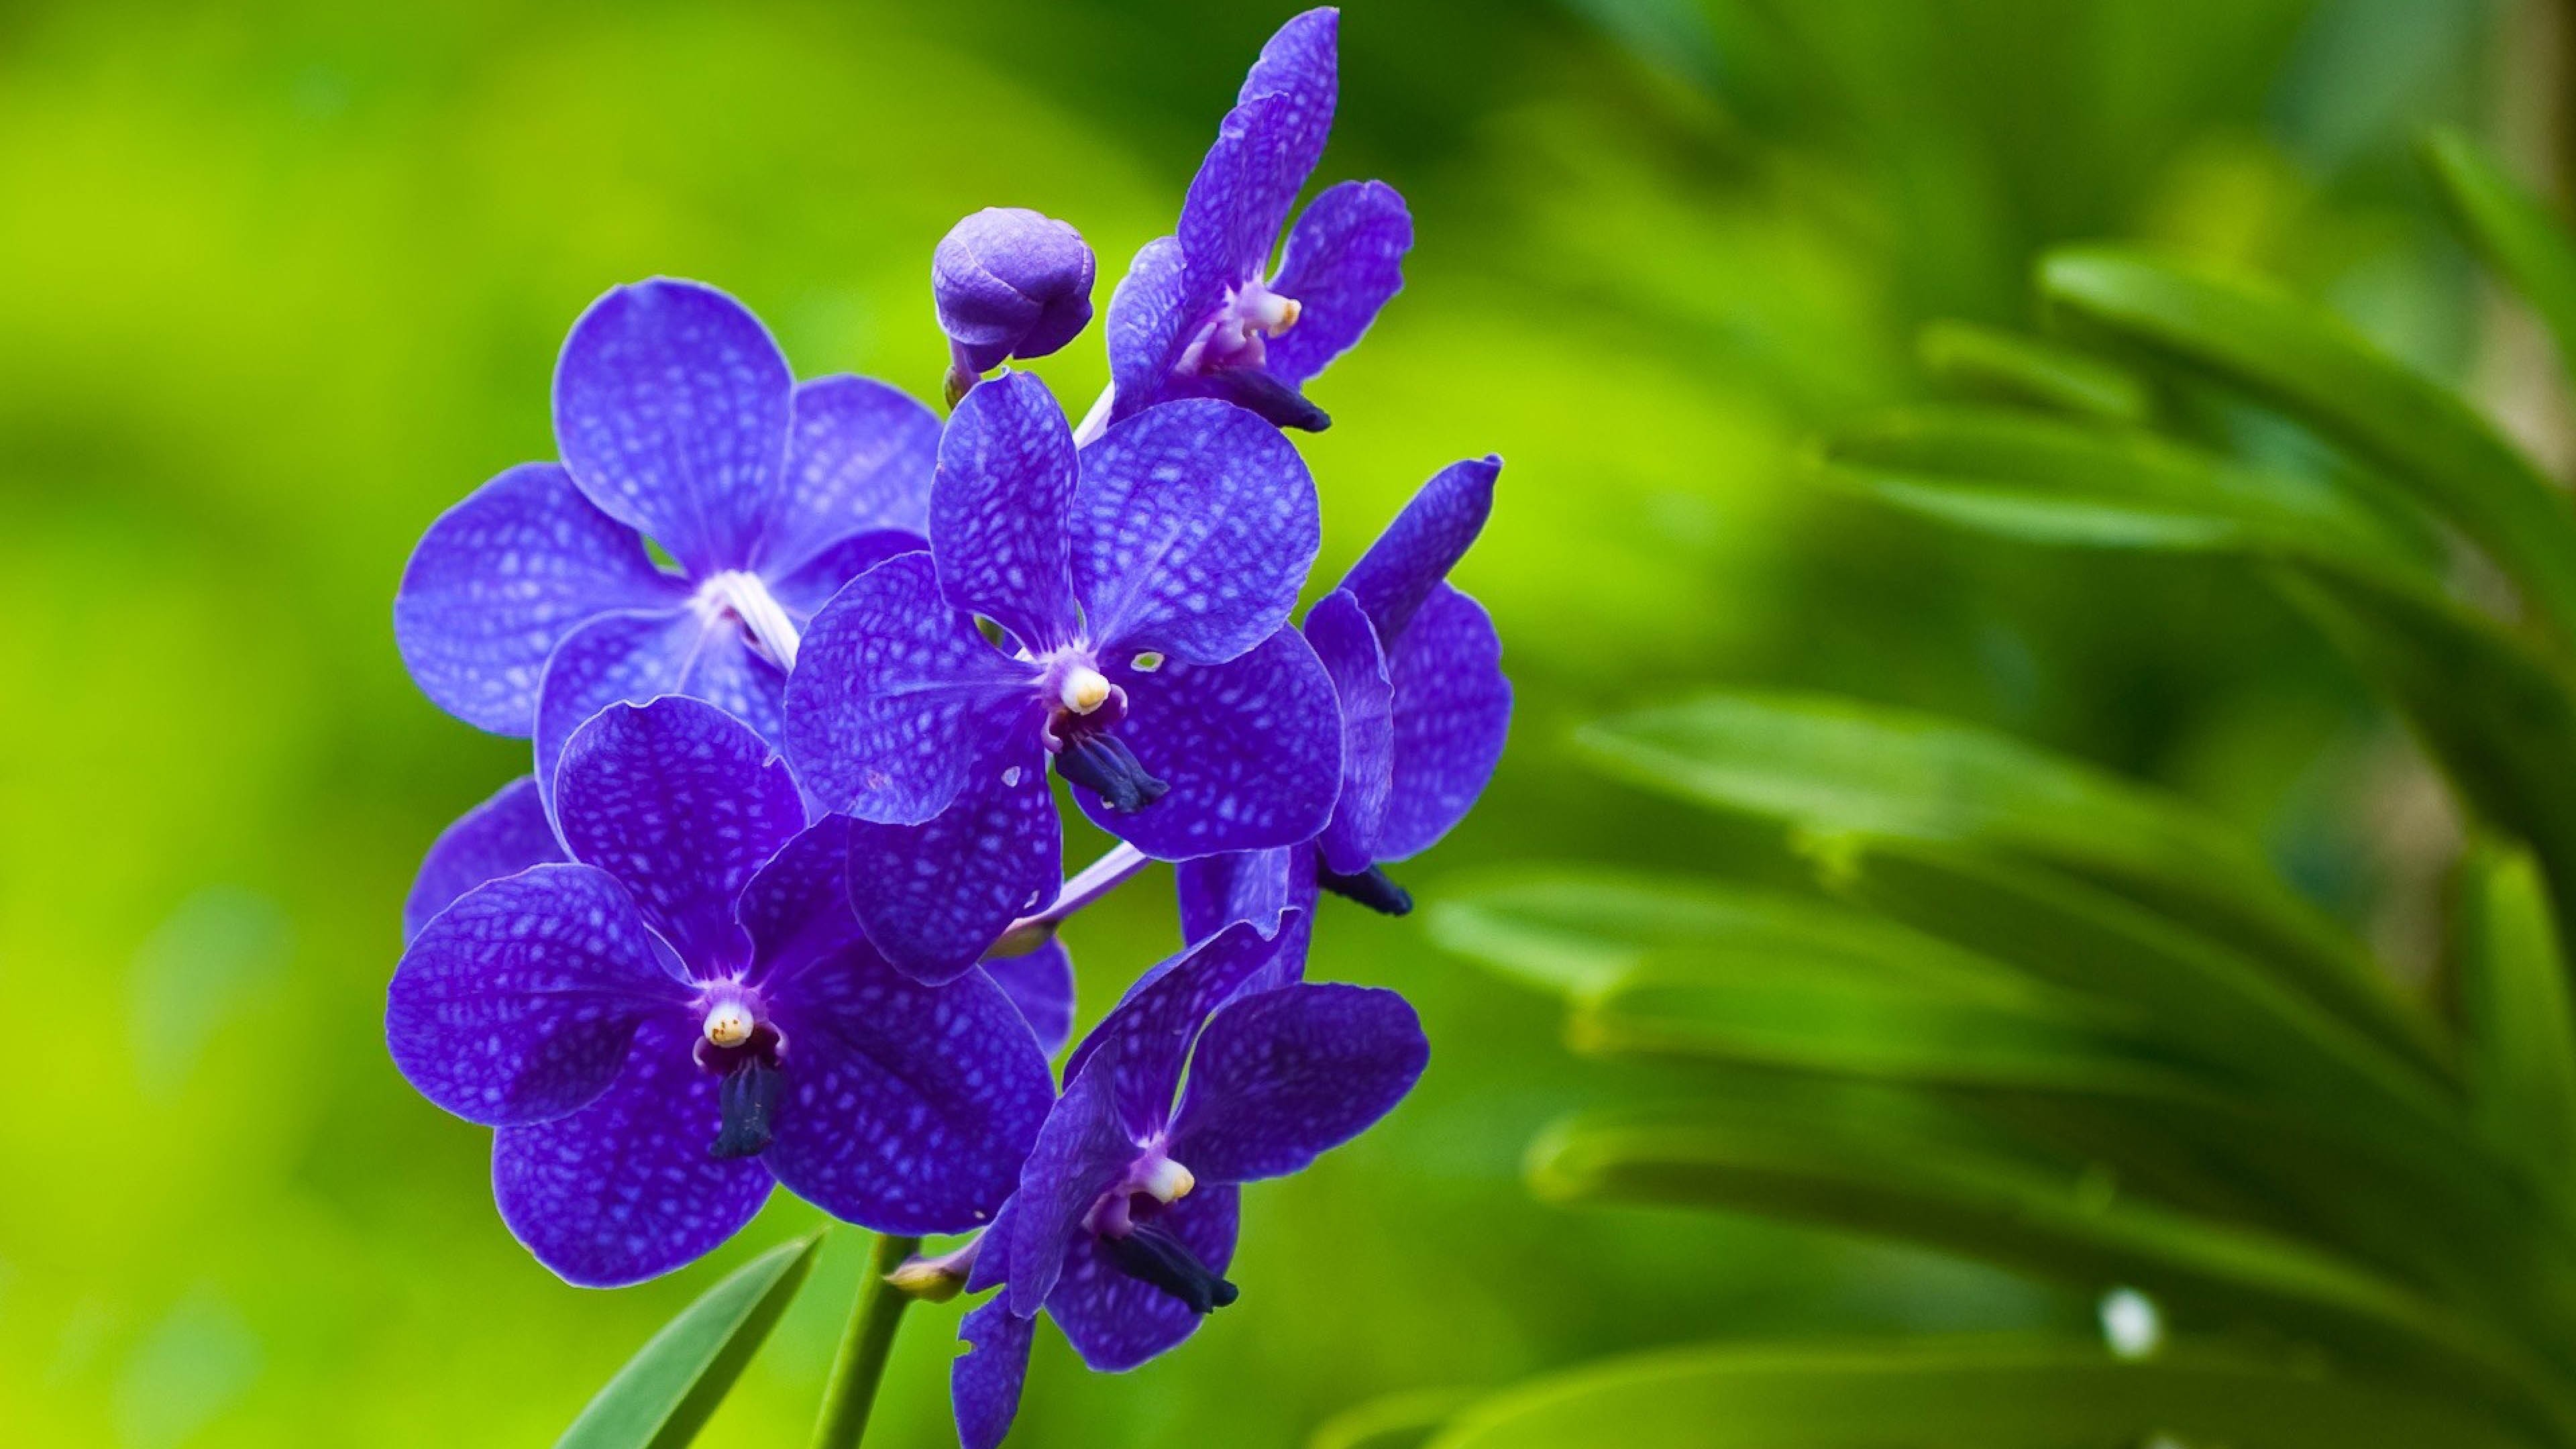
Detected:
[934,207,1095,404]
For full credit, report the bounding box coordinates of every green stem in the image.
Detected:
[810,1232,922,1449]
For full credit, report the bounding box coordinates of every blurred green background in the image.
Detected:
[0,0,2538,1443]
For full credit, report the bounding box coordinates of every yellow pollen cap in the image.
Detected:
[703,1002,755,1049]
[1060,665,1113,714]
[1142,1157,1196,1203]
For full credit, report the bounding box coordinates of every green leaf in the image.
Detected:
[1525,1108,2573,1435]
[556,1233,823,1449]
[1427,867,2006,1000]
[2270,559,2576,946]
[1823,840,2576,1358]
[1574,945,2161,1089]
[1424,867,2532,1309]
[2038,246,2576,648]
[1424,1339,2541,1449]
[2457,841,2576,1187]
[1575,692,2442,1072]
[2424,128,2576,388]
[1915,319,2153,423]
[1310,1388,1486,1449]
[1817,405,2438,572]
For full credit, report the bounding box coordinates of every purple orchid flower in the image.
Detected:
[1103,7,1411,435]
[1177,454,1511,957]
[936,207,1097,406]
[947,913,1428,1449]
[393,278,936,804]
[782,372,1343,984]
[400,772,1081,1054]
[386,697,1055,1287]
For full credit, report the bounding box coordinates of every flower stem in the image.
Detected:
[1071,381,1116,446]
[810,1232,923,1449]
[989,841,1152,956]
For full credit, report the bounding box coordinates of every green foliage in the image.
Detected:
[1417,125,2576,1447]
[2425,129,2576,388]
[557,1234,822,1449]
[1421,1341,2536,1449]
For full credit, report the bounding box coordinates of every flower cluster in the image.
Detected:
[385,9,1505,1444]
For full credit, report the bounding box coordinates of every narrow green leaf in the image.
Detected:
[1818,405,2438,572]
[1426,867,2530,1306]
[2271,559,2576,947]
[2457,841,2576,1186]
[1574,946,2161,1090]
[1575,692,2442,1072]
[1425,1339,2540,1449]
[1915,319,2153,423]
[1829,841,2576,1358]
[1821,841,2449,1136]
[2039,246,2576,647]
[1525,1108,2573,1436]
[1310,1388,1486,1449]
[556,1232,823,1449]
[1427,867,2007,1000]
[2424,128,2576,388]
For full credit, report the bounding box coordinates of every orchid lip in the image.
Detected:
[1318,861,1413,916]
[1100,1222,1238,1316]
[691,983,786,1159]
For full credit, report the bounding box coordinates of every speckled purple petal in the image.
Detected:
[1071,400,1318,663]
[1060,916,1293,1142]
[967,1195,1020,1294]
[783,552,1038,824]
[1266,180,1411,387]
[394,463,686,735]
[755,376,939,580]
[403,775,567,943]
[1046,1184,1238,1372]
[1168,983,1426,1183]
[932,372,1082,652]
[492,1014,774,1287]
[846,736,1060,984]
[985,938,1077,1055]
[389,863,686,1126]
[737,816,861,988]
[1176,847,1306,943]
[1177,94,1284,290]
[1005,1053,1139,1317]
[531,606,790,818]
[1174,849,1316,996]
[553,279,792,577]
[766,528,924,619]
[1237,8,1338,179]
[553,698,807,978]
[1340,455,1500,642]
[1378,583,1511,861]
[1079,627,1340,861]
[761,942,1055,1234]
[1304,590,1393,875]
[1106,236,1215,425]
[953,1297,1035,1449]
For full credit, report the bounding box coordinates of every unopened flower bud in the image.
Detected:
[934,207,1096,402]
[887,1239,981,1302]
